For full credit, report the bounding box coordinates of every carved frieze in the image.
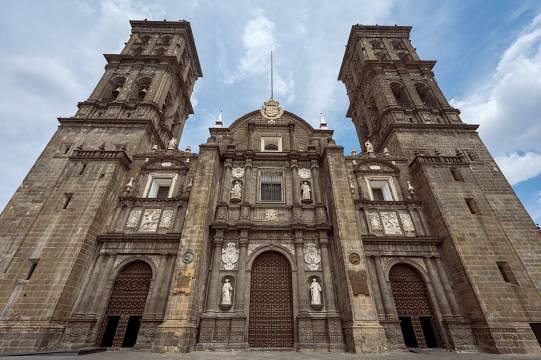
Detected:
[399,213,415,232]
[381,212,402,235]
[367,212,383,232]
[159,209,174,229]
[139,209,161,232]
[264,209,279,221]
[304,242,321,271]
[221,242,239,270]
[126,210,142,229]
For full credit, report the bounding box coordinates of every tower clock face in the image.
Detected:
[298,168,311,179]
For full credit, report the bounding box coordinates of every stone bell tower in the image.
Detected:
[339,25,541,353]
[0,20,201,350]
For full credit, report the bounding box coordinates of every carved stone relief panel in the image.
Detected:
[126,210,142,229]
[221,242,239,270]
[381,212,402,235]
[159,209,174,229]
[139,209,162,232]
[399,213,415,232]
[367,212,383,232]
[303,242,321,271]
[247,243,262,257]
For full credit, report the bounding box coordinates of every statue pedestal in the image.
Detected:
[301,198,312,204]
[310,303,323,310]
[230,197,241,203]
[219,303,232,311]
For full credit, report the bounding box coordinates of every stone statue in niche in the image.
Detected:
[167,137,177,150]
[301,181,311,202]
[221,279,233,305]
[230,180,242,201]
[365,140,374,154]
[310,278,322,305]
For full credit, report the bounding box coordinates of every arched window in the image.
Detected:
[132,77,151,102]
[108,77,126,100]
[415,83,438,107]
[370,39,384,49]
[132,46,144,56]
[374,51,390,61]
[390,82,410,105]
[397,51,412,62]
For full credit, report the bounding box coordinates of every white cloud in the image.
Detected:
[495,152,541,185]
[227,9,294,100]
[452,14,541,186]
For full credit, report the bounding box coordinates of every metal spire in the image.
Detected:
[270,51,274,99]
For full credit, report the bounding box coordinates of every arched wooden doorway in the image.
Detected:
[248,251,294,348]
[389,264,442,348]
[97,261,152,347]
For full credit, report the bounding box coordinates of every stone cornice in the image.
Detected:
[409,154,470,169]
[69,149,132,169]
[97,232,182,242]
[361,235,441,245]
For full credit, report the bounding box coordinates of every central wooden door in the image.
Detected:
[248,251,294,348]
[97,261,152,347]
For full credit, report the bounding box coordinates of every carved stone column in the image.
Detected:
[288,122,296,151]
[435,257,462,316]
[89,254,116,315]
[247,122,254,151]
[318,231,336,312]
[221,159,233,203]
[235,230,248,311]
[294,230,309,313]
[425,257,452,318]
[375,257,396,319]
[207,230,224,312]
[290,160,300,205]
[366,256,385,319]
[148,255,171,317]
[76,255,106,315]
[311,160,321,204]
[244,158,254,205]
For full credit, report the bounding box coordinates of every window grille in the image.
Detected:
[260,173,282,201]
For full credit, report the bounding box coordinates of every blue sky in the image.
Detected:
[1,0,541,225]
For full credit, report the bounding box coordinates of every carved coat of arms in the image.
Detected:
[221,242,239,270]
[260,99,284,120]
[304,242,321,271]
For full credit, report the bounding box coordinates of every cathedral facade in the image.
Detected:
[0,20,540,354]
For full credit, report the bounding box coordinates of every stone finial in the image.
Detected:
[351,148,357,156]
[364,140,374,154]
[185,145,192,153]
[167,137,177,150]
[125,177,134,193]
[383,148,391,156]
[407,181,415,197]
[319,113,329,130]
[215,111,223,128]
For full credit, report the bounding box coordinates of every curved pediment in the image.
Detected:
[354,158,400,174]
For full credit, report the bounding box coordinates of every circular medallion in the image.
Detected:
[349,253,361,265]
[231,167,244,178]
[298,168,311,179]
[183,251,194,264]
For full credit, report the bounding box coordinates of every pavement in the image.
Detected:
[1,349,541,360]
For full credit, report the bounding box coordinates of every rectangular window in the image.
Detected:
[261,137,282,152]
[63,193,73,209]
[260,172,283,201]
[369,180,394,201]
[146,177,173,198]
[497,261,518,284]
[450,167,464,182]
[26,260,38,280]
[465,198,479,214]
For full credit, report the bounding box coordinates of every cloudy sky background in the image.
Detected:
[1,0,541,224]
